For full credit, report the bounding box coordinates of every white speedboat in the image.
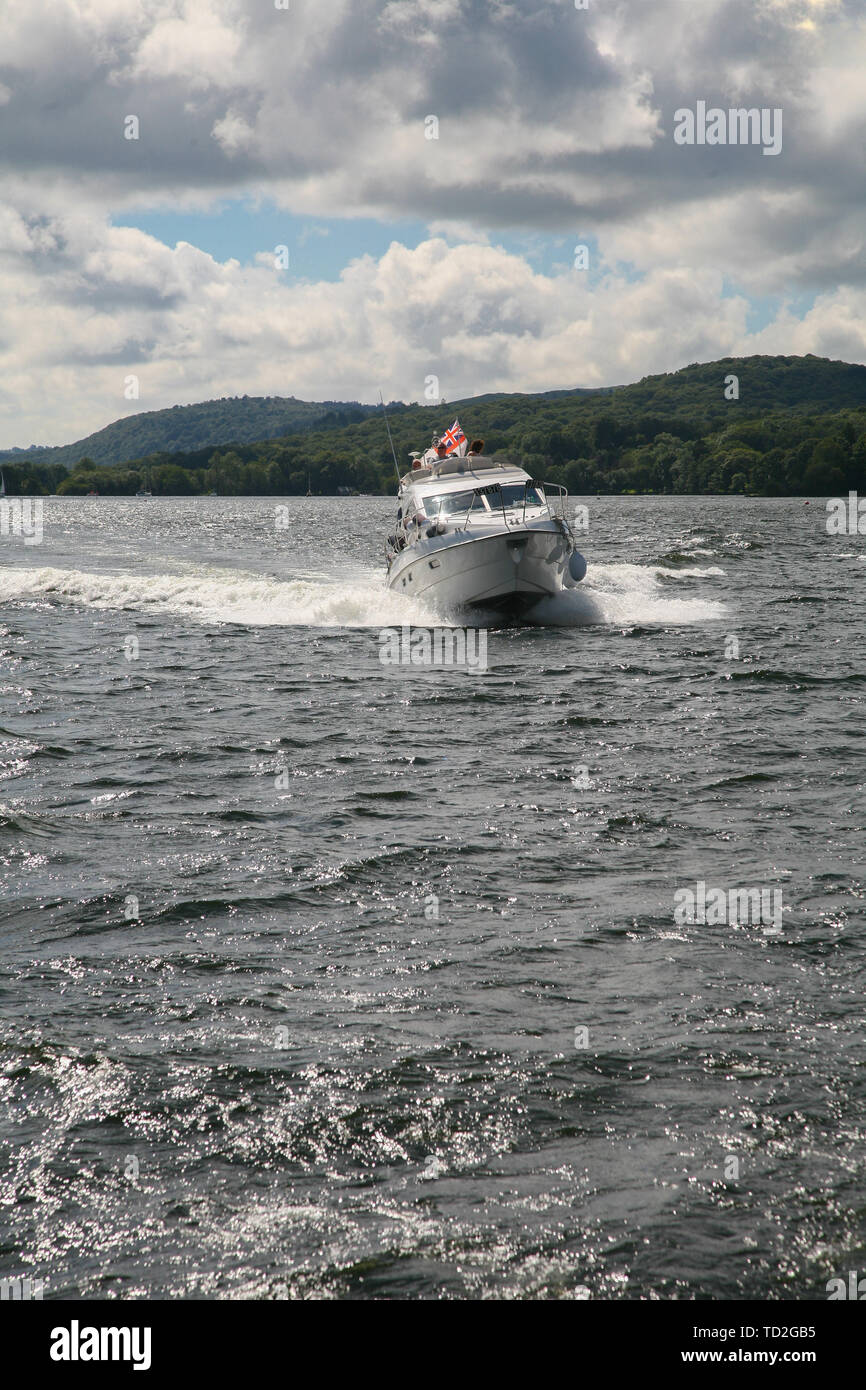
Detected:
[384,430,586,615]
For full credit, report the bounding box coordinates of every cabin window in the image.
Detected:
[425,490,488,517]
[496,483,545,508]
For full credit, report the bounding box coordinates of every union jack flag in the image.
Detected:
[441,420,467,456]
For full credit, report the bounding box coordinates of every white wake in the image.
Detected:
[0,561,726,628]
[529,563,727,626]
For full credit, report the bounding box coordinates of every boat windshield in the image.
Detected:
[424,490,488,517]
[423,484,545,517]
[497,483,545,509]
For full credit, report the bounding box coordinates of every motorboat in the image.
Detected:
[383,426,587,615]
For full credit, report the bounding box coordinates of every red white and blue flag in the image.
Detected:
[441,420,467,456]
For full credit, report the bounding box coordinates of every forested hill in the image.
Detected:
[457,355,866,420]
[0,395,381,470]
[592,354,866,416]
[5,354,866,497]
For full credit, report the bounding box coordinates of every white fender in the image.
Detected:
[568,550,587,583]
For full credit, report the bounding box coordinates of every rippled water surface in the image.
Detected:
[1,495,864,1300]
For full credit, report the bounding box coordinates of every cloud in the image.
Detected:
[0,0,863,444]
[0,2,862,261]
[3,215,865,449]
[0,2,860,274]
[123,0,246,90]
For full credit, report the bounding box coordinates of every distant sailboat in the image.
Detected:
[306,473,312,497]
[0,468,5,496]
[136,462,153,496]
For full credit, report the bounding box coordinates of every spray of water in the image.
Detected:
[0,562,726,628]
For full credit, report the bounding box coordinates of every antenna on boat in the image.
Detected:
[378,390,401,487]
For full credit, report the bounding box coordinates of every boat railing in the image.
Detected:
[540,481,568,521]
[454,479,569,529]
[386,479,570,557]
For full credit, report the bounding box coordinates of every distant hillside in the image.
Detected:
[595,354,866,417]
[445,354,866,423]
[5,354,863,474]
[0,395,381,469]
[4,355,866,497]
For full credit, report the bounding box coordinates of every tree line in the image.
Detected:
[3,355,866,497]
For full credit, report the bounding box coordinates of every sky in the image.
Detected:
[0,0,864,448]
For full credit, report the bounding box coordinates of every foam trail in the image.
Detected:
[0,561,726,629]
[0,565,443,629]
[657,565,726,580]
[529,563,727,626]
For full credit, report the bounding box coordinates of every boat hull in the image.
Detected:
[386,523,571,615]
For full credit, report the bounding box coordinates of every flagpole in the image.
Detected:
[378,390,401,487]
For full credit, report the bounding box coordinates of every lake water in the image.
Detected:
[0,494,863,1299]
